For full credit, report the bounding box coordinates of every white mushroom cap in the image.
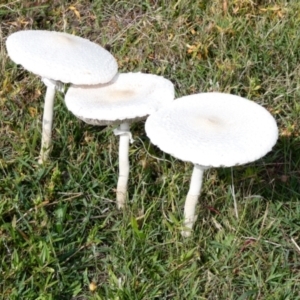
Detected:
[6,30,118,85]
[145,92,278,167]
[64,72,175,125]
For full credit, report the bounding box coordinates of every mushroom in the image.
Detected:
[145,92,278,237]
[64,72,175,208]
[6,30,118,163]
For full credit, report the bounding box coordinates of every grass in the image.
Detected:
[1,0,300,299]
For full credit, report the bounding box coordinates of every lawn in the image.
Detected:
[1,0,300,299]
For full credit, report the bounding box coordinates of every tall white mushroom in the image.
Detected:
[145,92,278,237]
[64,72,175,208]
[6,30,118,163]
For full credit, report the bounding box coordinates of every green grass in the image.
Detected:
[1,0,300,299]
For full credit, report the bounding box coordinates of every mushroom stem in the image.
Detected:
[182,164,206,237]
[38,79,56,164]
[116,122,131,209]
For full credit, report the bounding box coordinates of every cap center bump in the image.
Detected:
[107,89,137,102]
[193,116,226,132]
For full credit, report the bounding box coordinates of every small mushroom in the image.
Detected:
[64,72,175,208]
[6,30,118,163]
[145,92,278,237]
